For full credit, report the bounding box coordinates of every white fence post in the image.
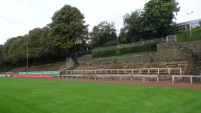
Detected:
[172,75,175,84]
[190,76,193,84]
[166,36,169,42]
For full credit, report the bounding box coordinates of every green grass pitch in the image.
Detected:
[0,78,201,113]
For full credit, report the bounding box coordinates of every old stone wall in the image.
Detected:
[178,40,201,56]
[77,41,197,66]
[66,40,201,74]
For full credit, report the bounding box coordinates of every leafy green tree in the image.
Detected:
[2,35,28,68]
[119,9,142,44]
[90,21,117,48]
[28,28,44,64]
[140,0,180,38]
[2,39,12,67]
[16,36,27,64]
[48,5,88,58]
[0,45,2,65]
[39,26,54,61]
[2,38,19,67]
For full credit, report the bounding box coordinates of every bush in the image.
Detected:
[177,27,201,42]
[92,43,157,58]
[115,50,122,56]
[0,66,9,72]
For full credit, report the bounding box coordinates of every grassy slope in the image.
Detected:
[177,27,201,42]
[0,78,201,113]
[93,51,157,60]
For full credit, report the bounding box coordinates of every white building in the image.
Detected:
[176,19,201,31]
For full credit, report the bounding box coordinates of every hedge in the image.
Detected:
[92,42,157,58]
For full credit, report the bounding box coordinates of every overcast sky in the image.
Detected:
[0,0,201,45]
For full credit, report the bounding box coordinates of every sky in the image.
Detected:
[0,0,201,45]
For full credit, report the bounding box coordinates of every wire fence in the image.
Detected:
[92,35,177,53]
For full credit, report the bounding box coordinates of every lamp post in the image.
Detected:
[187,12,193,40]
[26,36,29,74]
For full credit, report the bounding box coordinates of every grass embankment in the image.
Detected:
[92,43,157,59]
[93,27,201,59]
[177,27,201,42]
[93,51,156,60]
[0,78,201,113]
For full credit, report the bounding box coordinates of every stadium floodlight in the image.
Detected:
[26,37,29,74]
[187,12,193,40]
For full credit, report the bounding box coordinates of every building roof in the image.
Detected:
[176,18,201,26]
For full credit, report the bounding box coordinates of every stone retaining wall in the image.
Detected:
[67,40,201,75]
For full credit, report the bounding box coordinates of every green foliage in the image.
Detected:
[115,50,122,56]
[0,5,89,68]
[0,45,3,65]
[92,43,157,58]
[1,78,201,113]
[2,37,25,65]
[28,28,44,59]
[140,0,180,38]
[119,9,142,43]
[49,5,88,56]
[0,66,9,72]
[177,27,201,42]
[90,21,117,48]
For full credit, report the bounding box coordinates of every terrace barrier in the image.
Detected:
[172,75,201,84]
[65,68,182,75]
[61,68,182,83]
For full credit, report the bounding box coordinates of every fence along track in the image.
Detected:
[59,68,182,83]
[172,75,201,84]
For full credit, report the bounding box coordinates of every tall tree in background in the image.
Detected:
[140,0,180,39]
[16,36,27,64]
[40,26,52,58]
[48,5,88,58]
[2,37,23,68]
[90,21,117,48]
[119,9,142,44]
[0,45,3,65]
[28,28,44,64]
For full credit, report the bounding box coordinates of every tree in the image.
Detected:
[0,45,2,65]
[28,28,44,64]
[90,21,117,48]
[141,0,180,39]
[16,35,27,65]
[119,9,142,44]
[2,37,22,68]
[48,5,88,58]
[40,26,53,59]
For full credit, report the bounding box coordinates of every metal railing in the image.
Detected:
[92,35,177,52]
[172,75,201,84]
[65,68,182,75]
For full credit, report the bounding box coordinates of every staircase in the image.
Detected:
[195,57,201,75]
[177,42,198,75]
[186,59,197,75]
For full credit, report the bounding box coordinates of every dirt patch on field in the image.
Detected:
[53,78,201,90]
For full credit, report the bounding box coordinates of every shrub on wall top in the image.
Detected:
[92,43,157,58]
